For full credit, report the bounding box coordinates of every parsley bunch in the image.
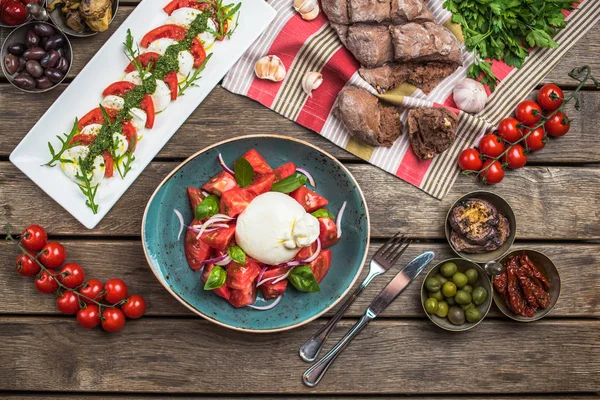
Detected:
[444,0,580,91]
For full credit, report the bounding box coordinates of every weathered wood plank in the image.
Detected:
[1,162,599,239]
[0,240,597,318]
[0,317,597,394]
[2,396,595,399]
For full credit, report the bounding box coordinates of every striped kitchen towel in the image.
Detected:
[223,0,600,199]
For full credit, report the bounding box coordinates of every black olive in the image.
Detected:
[44,35,66,51]
[26,30,40,48]
[13,73,36,90]
[40,50,59,69]
[55,57,69,74]
[56,47,65,58]
[39,36,48,49]
[45,68,64,83]
[4,54,19,75]
[18,57,26,72]
[36,76,53,89]
[33,23,55,37]
[26,60,44,78]
[23,47,46,61]
[7,43,26,56]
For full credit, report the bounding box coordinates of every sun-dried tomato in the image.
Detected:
[516,269,539,309]
[507,260,527,315]
[520,254,550,291]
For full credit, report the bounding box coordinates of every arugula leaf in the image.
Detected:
[44,119,79,167]
[204,265,227,290]
[288,265,320,293]
[228,245,246,264]
[312,209,335,219]
[195,194,219,220]
[270,173,307,193]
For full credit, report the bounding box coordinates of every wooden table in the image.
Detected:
[1,4,600,398]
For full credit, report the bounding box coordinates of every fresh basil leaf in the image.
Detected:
[228,245,246,264]
[195,194,219,220]
[270,173,307,193]
[288,265,320,293]
[204,265,227,290]
[312,209,335,219]
[234,157,254,188]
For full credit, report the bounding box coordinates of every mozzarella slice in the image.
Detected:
[197,19,217,49]
[128,107,147,132]
[146,38,178,56]
[152,79,172,112]
[167,7,201,28]
[61,145,105,186]
[123,71,143,86]
[80,123,103,136]
[178,50,194,81]
[101,95,125,111]
[112,132,129,158]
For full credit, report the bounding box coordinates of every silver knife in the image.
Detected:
[302,251,435,387]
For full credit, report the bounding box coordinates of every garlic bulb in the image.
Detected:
[302,71,323,96]
[254,55,286,82]
[294,0,319,20]
[453,78,488,113]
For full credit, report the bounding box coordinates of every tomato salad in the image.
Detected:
[43,0,241,214]
[174,149,348,310]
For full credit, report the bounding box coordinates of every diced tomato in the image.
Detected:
[219,188,255,217]
[190,37,207,68]
[318,217,339,249]
[290,186,329,212]
[68,134,96,146]
[140,94,155,129]
[201,171,238,196]
[239,149,272,175]
[102,81,136,97]
[124,52,161,73]
[228,284,257,308]
[141,25,188,48]
[201,264,231,300]
[310,249,332,283]
[259,266,288,300]
[164,71,178,100]
[246,173,275,196]
[200,226,236,251]
[78,107,118,130]
[226,258,261,290]
[295,241,318,261]
[121,120,137,151]
[163,0,212,15]
[184,220,213,271]
[102,151,114,178]
[273,162,296,181]
[187,187,205,212]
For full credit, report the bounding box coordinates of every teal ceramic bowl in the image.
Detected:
[142,135,370,333]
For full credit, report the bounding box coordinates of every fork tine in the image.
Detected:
[384,235,408,261]
[389,239,412,265]
[380,233,405,257]
[375,232,400,257]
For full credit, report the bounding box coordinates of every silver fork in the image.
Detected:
[299,233,411,362]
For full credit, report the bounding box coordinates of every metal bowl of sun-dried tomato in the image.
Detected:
[493,249,561,322]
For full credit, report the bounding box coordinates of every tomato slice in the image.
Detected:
[187,187,205,212]
[228,284,257,308]
[219,188,255,217]
[290,186,329,212]
[184,220,213,270]
[310,249,332,283]
[190,37,207,68]
[124,52,161,73]
[102,151,114,178]
[201,171,238,196]
[318,217,339,249]
[273,162,296,181]
[200,225,236,251]
[259,266,288,300]
[102,81,136,97]
[163,0,213,15]
[201,264,231,300]
[121,120,137,151]
[246,173,275,196]
[163,71,178,100]
[239,149,272,175]
[140,94,155,129]
[68,134,96,146]
[295,241,318,261]
[226,258,261,290]
[78,107,119,130]
[141,25,188,48]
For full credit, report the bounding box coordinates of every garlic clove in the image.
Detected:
[452,78,488,114]
[300,5,320,20]
[294,0,319,20]
[254,55,286,82]
[302,71,323,96]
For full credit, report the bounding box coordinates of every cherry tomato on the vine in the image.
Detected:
[79,278,104,304]
[544,111,570,137]
[497,117,523,143]
[56,291,81,315]
[39,242,66,269]
[35,269,58,294]
[20,225,47,252]
[121,295,147,319]
[104,278,128,304]
[57,263,85,289]
[503,144,527,169]
[101,308,126,332]
[478,134,505,158]
[16,253,40,276]
[77,304,100,329]
[479,160,505,184]
[524,127,547,151]
[457,148,483,171]
[537,84,564,111]
[515,100,542,126]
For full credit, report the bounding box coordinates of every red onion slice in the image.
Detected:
[174,209,185,241]
[256,266,268,286]
[215,254,231,266]
[299,238,321,263]
[218,153,235,175]
[247,295,282,310]
[296,167,316,187]
[273,268,294,284]
[196,253,229,267]
[336,201,347,239]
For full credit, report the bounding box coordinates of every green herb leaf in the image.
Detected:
[195,194,220,220]
[43,119,79,167]
[288,265,320,292]
[270,173,307,193]
[234,157,254,187]
[204,265,227,290]
[228,245,246,264]
[312,209,335,219]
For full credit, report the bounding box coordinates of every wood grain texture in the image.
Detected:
[0,241,597,318]
[2,396,596,399]
[0,317,598,394]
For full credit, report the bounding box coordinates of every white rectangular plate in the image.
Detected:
[10,0,275,229]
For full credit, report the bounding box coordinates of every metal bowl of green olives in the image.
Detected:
[421,258,493,332]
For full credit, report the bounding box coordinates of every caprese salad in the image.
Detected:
[43,0,241,214]
[174,149,347,310]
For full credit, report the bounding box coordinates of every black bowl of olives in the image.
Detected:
[1,21,72,93]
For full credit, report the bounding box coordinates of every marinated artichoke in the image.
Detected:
[47,0,113,33]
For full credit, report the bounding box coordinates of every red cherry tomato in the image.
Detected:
[79,278,104,304]
[104,278,128,304]
[524,127,547,151]
[544,111,570,137]
[20,224,47,252]
[35,269,58,294]
[57,263,85,289]
[515,100,542,126]
[503,144,527,169]
[457,148,483,171]
[497,117,523,143]
[537,84,564,111]
[101,308,126,332]
[77,304,100,329]
[16,253,40,276]
[38,242,66,269]
[56,291,80,315]
[1,1,27,25]
[479,160,505,184]
[121,295,147,319]
[478,134,505,158]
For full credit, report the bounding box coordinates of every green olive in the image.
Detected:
[442,281,457,297]
[455,290,472,305]
[472,286,488,305]
[462,284,473,294]
[424,276,442,292]
[465,268,479,285]
[452,272,468,288]
[434,274,448,285]
[424,297,439,314]
[429,290,444,301]
[435,301,449,318]
[465,308,482,323]
[461,303,475,311]
[440,262,458,278]
[448,306,465,325]
[446,296,456,306]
